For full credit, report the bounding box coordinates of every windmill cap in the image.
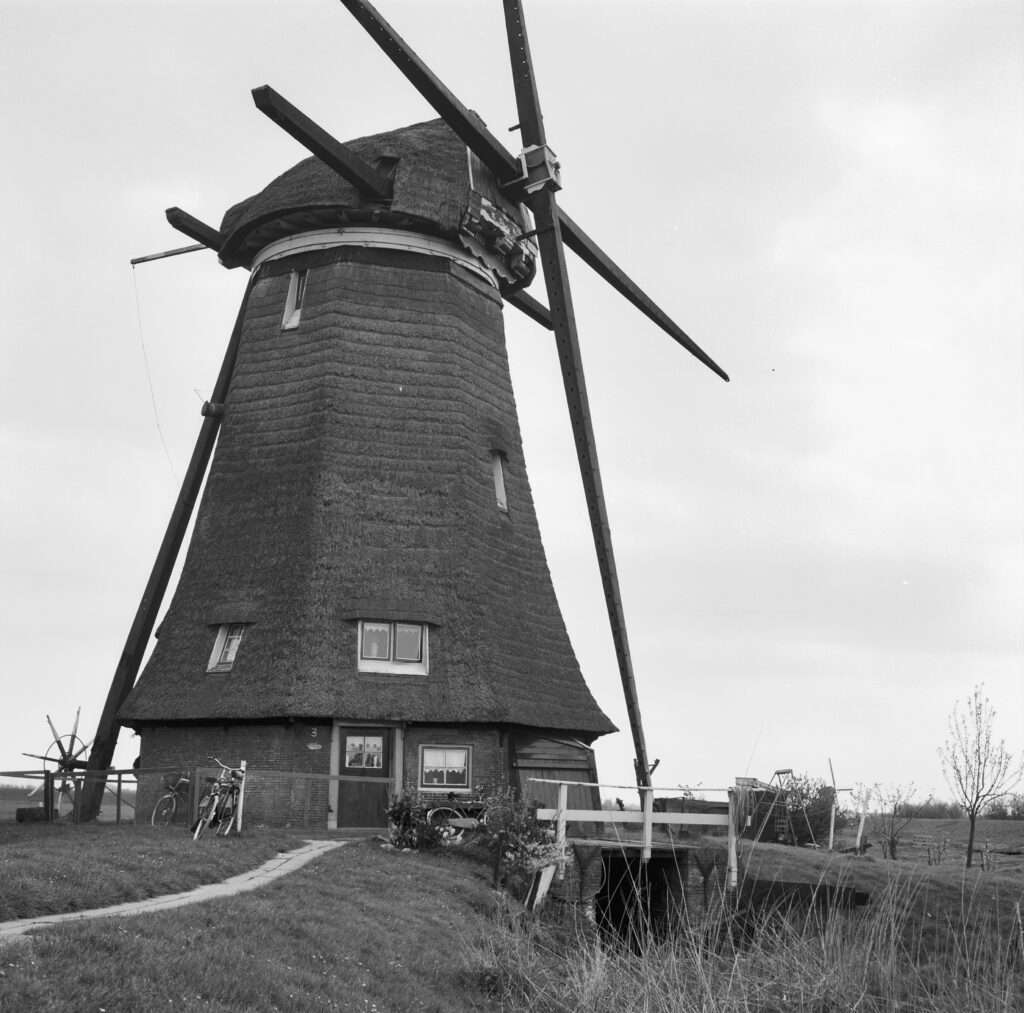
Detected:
[218,117,535,288]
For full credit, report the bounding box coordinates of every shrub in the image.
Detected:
[476,787,564,898]
[384,792,442,850]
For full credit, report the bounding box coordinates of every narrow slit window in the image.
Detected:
[491,451,508,512]
[282,269,309,330]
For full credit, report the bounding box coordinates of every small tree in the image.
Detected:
[939,684,1023,867]
[871,783,916,860]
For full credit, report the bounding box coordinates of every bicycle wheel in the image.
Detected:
[427,806,465,843]
[193,791,218,840]
[218,790,237,836]
[151,794,177,827]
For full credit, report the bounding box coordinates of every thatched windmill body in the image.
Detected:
[86,1,727,827]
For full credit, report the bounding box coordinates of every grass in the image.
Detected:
[471,850,1024,1012]
[0,823,301,920]
[1,820,1022,1011]
[1,835,500,1012]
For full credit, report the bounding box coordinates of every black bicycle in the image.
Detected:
[151,773,190,827]
[192,757,245,840]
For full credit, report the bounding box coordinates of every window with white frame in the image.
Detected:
[491,451,508,512]
[281,268,309,330]
[419,746,470,790]
[357,620,428,675]
[207,623,246,673]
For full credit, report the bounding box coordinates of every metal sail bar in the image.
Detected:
[558,211,730,382]
[335,0,727,383]
[337,0,519,184]
[502,0,653,788]
[505,290,553,329]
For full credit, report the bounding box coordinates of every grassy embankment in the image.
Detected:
[1,819,1022,1012]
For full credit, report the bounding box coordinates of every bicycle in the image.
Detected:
[426,793,516,842]
[192,757,246,840]
[151,773,190,827]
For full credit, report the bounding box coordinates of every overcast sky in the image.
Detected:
[1,0,1021,806]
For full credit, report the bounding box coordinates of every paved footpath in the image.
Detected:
[0,839,347,943]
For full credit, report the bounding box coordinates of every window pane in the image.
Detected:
[422,747,447,785]
[345,736,365,768]
[220,624,244,665]
[438,748,468,787]
[361,622,391,660]
[394,623,423,662]
[492,452,508,511]
[363,736,383,768]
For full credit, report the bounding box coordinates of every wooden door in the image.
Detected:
[337,728,391,828]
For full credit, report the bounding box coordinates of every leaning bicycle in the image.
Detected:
[151,772,190,827]
[192,757,246,840]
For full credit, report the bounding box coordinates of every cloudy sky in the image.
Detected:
[1,0,1021,806]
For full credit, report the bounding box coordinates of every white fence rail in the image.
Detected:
[531,779,738,889]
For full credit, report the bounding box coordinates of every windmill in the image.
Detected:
[81,0,728,824]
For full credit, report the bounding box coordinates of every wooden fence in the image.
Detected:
[530,778,739,889]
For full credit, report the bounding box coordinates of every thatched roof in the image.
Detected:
[217,118,522,272]
[121,120,614,740]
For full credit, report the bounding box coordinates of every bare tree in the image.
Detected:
[871,783,916,860]
[939,684,1023,867]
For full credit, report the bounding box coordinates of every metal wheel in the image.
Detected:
[151,794,177,827]
[427,805,465,843]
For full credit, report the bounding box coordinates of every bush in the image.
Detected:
[476,788,563,898]
[384,793,443,850]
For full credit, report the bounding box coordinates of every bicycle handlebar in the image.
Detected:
[208,756,245,778]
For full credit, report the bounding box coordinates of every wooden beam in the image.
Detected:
[338,0,520,185]
[251,85,392,200]
[79,269,262,820]
[505,289,552,330]
[558,208,730,382]
[165,208,221,251]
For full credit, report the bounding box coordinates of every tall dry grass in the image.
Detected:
[471,867,1024,1012]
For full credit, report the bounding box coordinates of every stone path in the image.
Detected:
[0,838,347,943]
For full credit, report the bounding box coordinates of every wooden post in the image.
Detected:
[80,269,260,821]
[855,811,866,852]
[555,782,568,880]
[236,760,247,834]
[727,788,739,891]
[641,785,654,862]
[116,772,123,824]
[43,770,53,822]
[828,800,836,851]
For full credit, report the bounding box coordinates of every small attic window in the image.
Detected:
[491,451,508,512]
[358,620,428,675]
[207,623,246,673]
[282,269,309,330]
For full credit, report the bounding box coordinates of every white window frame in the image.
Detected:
[419,745,472,793]
[357,620,429,675]
[491,451,508,512]
[282,268,309,330]
[207,623,246,673]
